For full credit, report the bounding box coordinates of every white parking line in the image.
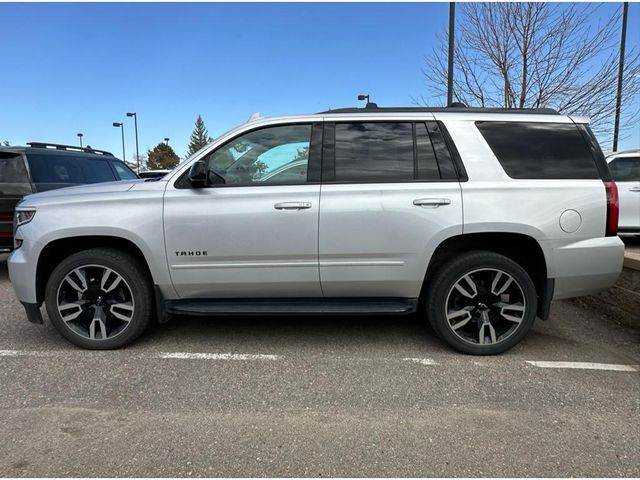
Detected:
[157,352,282,361]
[0,349,52,357]
[403,357,439,366]
[1,349,638,371]
[525,361,638,372]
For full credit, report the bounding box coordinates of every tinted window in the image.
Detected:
[27,155,117,184]
[0,153,28,183]
[609,157,640,182]
[334,122,413,182]
[204,124,311,185]
[415,123,439,180]
[111,161,138,180]
[476,122,600,179]
[426,121,458,179]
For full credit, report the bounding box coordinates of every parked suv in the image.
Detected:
[0,143,138,251]
[606,149,640,234]
[7,106,624,354]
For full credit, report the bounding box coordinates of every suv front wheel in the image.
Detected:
[426,251,538,355]
[44,248,153,349]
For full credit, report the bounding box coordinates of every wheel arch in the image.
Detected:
[422,232,552,319]
[35,235,154,304]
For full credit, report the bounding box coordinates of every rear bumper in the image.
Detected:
[550,236,625,300]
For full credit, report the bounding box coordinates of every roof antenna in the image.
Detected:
[357,94,378,109]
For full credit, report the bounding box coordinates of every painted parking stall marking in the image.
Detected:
[525,361,638,372]
[0,349,58,358]
[157,352,282,361]
[0,349,282,361]
[1,350,638,371]
[403,357,439,366]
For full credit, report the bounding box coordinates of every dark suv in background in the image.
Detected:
[0,142,137,251]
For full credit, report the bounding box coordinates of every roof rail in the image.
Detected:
[319,105,560,115]
[26,142,114,156]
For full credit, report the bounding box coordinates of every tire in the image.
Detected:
[426,250,537,355]
[44,248,153,349]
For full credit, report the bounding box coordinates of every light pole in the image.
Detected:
[164,137,170,146]
[447,2,455,106]
[357,94,370,105]
[112,122,125,162]
[77,133,83,148]
[613,2,629,152]
[126,112,140,173]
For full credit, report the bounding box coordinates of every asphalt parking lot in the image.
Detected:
[0,253,638,477]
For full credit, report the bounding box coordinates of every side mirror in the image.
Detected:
[188,161,207,187]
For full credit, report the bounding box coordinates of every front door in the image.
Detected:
[163,122,323,298]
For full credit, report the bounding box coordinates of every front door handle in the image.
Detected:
[629,187,640,192]
[413,198,451,208]
[274,202,312,210]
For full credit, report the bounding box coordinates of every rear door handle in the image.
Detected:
[413,198,451,207]
[274,202,312,210]
[629,187,640,192]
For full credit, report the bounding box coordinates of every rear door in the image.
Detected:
[608,156,640,231]
[318,119,463,298]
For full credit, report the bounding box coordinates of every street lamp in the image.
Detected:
[164,137,170,145]
[126,112,140,174]
[447,2,456,106]
[112,122,125,162]
[77,133,83,148]
[357,94,370,104]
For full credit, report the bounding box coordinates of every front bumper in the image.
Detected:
[7,238,40,304]
[550,236,625,300]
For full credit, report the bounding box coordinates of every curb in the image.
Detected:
[572,250,640,329]
[624,253,640,271]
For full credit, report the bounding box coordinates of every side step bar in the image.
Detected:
[165,297,418,316]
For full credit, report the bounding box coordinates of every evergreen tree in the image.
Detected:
[187,115,212,156]
[146,142,180,170]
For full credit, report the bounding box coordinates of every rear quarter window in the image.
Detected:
[476,121,601,179]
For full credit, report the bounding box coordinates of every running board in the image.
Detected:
[165,297,418,316]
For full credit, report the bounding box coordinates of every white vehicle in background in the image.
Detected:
[606,149,640,235]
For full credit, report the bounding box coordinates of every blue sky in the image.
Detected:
[1,2,638,162]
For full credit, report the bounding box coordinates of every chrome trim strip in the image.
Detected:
[171,260,405,269]
[171,261,317,270]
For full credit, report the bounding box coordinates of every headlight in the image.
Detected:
[15,208,36,227]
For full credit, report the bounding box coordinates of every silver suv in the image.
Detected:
[8,105,625,354]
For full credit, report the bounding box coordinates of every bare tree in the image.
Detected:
[421,3,640,149]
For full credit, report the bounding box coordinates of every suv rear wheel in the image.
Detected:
[44,248,152,349]
[426,251,537,355]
